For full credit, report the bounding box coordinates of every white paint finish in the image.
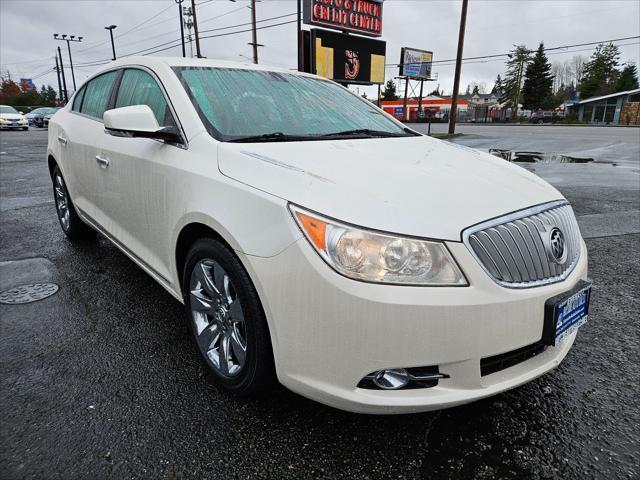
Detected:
[240,238,588,414]
[47,56,589,413]
[103,105,159,132]
[218,135,562,241]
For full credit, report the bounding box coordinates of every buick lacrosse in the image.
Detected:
[47,58,590,414]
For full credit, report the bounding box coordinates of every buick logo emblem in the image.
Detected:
[546,227,567,264]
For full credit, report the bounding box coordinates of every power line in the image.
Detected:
[385,35,640,68]
[72,13,298,67]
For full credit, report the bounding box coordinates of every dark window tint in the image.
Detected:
[115,69,174,127]
[72,86,86,112]
[81,71,118,119]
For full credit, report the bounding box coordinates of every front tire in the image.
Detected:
[52,166,94,240]
[183,238,275,395]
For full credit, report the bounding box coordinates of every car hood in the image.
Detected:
[217,135,563,241]
[0,113,24,120]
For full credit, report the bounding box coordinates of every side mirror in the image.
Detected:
[103,105,181,143]
[19,111,24,115]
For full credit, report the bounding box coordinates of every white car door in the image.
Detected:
[94,68,187,281]
[63,70,120,223]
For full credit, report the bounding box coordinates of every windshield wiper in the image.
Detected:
[319,128,414,138]
[228,132,315,143]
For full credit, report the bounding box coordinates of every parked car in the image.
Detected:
[25,107,50,126]
[47,58,590,414]
[33,107,59,128]
[43,110,58,128]
[530,111,564,124]
[0,105,28,130]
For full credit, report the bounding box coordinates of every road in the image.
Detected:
[410,123,640,168]
[1,127,639,479]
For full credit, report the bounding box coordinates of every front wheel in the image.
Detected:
[52,166,94,240]
[183,238,275,395]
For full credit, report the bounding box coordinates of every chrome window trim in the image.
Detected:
[462,200,582,289]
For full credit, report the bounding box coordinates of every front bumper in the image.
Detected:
[240,235,588,414]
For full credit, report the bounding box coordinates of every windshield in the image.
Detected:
[0,106,19,114]
[173,67,410,142]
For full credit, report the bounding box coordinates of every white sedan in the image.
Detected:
[47,57,590,414]
[0,105,28,130]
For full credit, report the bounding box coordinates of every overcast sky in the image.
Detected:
[1,0,639,98]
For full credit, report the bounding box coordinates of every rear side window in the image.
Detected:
[81,71,118,120]
[115,69,175,127]
[72,85,86,112]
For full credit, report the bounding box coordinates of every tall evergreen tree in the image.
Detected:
[521,42,554,110]
[500,45,532,116]
[580,43,620,99]
[381,79,398,100]
[471,84,480,95]
[491,74,503,96]
[615,63,639,91]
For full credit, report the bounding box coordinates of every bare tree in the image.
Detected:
[572,55,587,85]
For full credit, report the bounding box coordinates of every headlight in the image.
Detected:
[0,118,8,124]
[290,205,467,286]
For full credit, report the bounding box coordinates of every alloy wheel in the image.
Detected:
[189,259,247,377]
[54,173,70,231]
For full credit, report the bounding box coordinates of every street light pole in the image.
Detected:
[105,25,117,60]
[448,0,468,135]
[54,55,63,102]
[57,46,68,103]
[175,0,186,57]
[53,34,82,91]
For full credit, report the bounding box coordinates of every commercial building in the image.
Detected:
[574,88,640,125]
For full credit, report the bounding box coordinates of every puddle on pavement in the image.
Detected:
[489,149,594,164]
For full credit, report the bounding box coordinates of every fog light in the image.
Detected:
[372,368,410,390]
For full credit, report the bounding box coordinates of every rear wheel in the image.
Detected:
[52,166,94,240]
[183,238,275,395]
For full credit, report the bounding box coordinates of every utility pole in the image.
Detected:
[418,79,424,116]
[448,0,468,135]
[105,25,117,60]
[513,58,525,119]
[53,33,82,91]
[183,6,194,58]
[54,56,63,103]
[249,0,260,64]
[402,77,409,121]
[57,46,68,103]
[176,0,186,57]
[297,0,302,71]
[191,0,202,58]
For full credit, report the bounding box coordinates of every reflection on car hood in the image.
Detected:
[218,135,563,241]
[0,114,24,120]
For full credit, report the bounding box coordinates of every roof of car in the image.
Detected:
[104,56,309,77]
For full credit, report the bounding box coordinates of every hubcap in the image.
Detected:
[54,174,70,230]
[189,259,247,377]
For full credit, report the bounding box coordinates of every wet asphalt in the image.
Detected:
[1,127,639,480]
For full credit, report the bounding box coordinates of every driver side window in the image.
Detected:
[115,69,176,128]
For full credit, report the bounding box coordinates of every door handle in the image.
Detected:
[57,135,68,146]
[95,155,110,168]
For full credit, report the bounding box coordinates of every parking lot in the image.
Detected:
[1,126,639,479]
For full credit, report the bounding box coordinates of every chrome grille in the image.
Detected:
[463,201,582,288]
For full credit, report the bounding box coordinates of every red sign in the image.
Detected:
[303,0,383,37]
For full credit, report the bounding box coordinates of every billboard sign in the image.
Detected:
[399,48,433,79]
[311,28,385,85]
[303,0,383,37]
[20,78,35,91]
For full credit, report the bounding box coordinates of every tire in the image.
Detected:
[22,127,28,131]
[52,165,94,240]
[183,238,275,395]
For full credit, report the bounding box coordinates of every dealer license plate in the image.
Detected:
[543,280,592,346]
